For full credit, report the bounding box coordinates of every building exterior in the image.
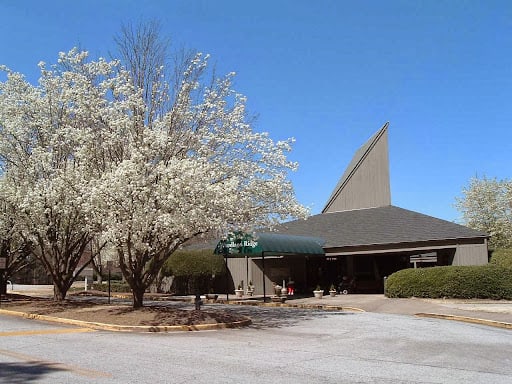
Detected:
[224,123,488,295]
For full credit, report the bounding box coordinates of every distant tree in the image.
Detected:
[455,177,512,248]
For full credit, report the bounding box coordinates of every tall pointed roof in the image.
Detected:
[322,122,391,213]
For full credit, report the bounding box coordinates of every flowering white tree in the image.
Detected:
[455,177,512,248]
[0,44,308,307]
[0,50,123,300]
[97,54,308,307]
[91,23,308,308]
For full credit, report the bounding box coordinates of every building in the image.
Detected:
[222,123,488,295]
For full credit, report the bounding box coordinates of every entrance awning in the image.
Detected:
[214,232,325,257]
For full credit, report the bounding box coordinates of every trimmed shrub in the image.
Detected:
[162,249,226,295]
[490,248,512,270]
[92,281,131,293]
[100,272,123,281]
[386,265,512,300]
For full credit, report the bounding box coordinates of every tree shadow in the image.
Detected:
[0,361,66,383]
[221,305,352,330]
[143,299,354,330]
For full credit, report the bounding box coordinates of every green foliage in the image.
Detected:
[92,281,131,293]
[386,265,512,300]
[162,249,226,295]
[162,249,225,277]
[489,248,512,270]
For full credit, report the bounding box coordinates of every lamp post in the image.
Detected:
[222,241,229,302]
[106,260,113,304]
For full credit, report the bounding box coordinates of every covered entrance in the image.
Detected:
[323,248,456,293]
[214,232,325,300]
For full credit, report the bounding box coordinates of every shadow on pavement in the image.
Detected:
[221,305,353,329]
[0,362,66,383]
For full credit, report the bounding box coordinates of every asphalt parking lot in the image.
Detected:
[1,289,512,383]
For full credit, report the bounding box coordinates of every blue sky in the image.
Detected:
[1,0,511,222]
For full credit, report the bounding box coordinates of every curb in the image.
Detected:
[224,299,366,312]
[0,308,252,333]
[415,312,512,330]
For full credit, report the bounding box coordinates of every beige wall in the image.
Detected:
[452,242,488,266]
[227,257,274,295]
[324,127,391,212]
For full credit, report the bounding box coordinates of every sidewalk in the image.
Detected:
[287,294,512,328]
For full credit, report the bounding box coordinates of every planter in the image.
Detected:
[271,296,286,303]
[205,293,218,300]
[246,290,254,296]
[329,290,337,297]
[313,290,323,299]
[235,289,244,298]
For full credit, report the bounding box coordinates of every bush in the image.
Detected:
[100,272,123,281]
[92,281,131,293]
[489,248,512,269]
[162,249,225,276]
[162,249,226,295]
[385,265,512,300]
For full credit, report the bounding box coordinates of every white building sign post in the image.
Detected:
[0,257,6,307]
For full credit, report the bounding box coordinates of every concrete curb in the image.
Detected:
[223,299,365,313]
[415,312,512,330]
[0,308,252,333]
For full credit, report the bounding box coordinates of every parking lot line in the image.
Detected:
[0,328,95,337]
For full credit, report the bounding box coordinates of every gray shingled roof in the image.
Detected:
[273,205,487,248]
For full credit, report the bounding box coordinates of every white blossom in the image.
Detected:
[455,176,512,248]
[0,47,308,305]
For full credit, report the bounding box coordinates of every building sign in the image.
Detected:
[215,232,260,256]
[410,252,437,268]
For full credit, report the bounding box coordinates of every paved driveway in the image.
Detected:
[1,304,511,383]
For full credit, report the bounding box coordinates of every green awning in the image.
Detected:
[214,232,325,258]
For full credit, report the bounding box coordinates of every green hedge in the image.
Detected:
[385,265,512,299]
[162,249,226,295]
[162,249,225,277]
[92,281,131,293]
[490,248,512,269]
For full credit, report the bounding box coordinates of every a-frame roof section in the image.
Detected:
[323,122,391,213]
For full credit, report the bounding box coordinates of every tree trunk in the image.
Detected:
[53,283,67,301]
[132,287,145,309]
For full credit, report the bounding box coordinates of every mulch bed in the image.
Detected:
[0,293,247,327]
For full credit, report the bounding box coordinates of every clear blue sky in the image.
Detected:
[1,0,511,222]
